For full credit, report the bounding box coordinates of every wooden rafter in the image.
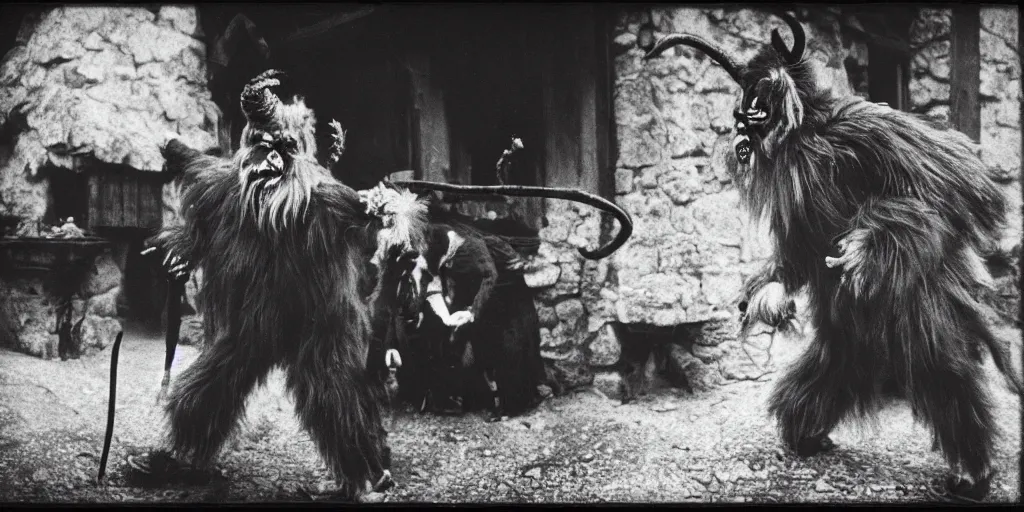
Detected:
[279,5,381,46]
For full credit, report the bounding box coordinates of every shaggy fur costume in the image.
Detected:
[645,12,1019,499]
[154,71,393,500]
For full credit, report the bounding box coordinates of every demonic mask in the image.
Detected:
[643,12,807,168]
[236,70,328,232]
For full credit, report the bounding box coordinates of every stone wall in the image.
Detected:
[909,6,1022,322]
[0,5,220,223]
[0,5,220,357]
[1,247,124,358]
[527,6,862,395]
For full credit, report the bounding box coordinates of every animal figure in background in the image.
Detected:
[354,133,631,423]
[384,195,553,421]
[141,70,633,500]
[644,11,1019,500]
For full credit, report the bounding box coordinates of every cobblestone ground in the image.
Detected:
[0,323,1019,504]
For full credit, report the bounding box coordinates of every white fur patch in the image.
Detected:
[439,231,464,269]
[362,183,429,268]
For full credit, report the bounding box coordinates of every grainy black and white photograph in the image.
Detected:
[0,2,1020,505]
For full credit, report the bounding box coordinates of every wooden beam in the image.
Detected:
[280,6,377,45]
[949,5,981,141]
[841,21,912,56]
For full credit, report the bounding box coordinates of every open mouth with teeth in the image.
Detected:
[734,135,752,165]
[245,147,287,202]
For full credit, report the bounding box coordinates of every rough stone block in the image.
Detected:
[701,272,743,307]
[82,315,121,351]
[157,5,199,36]
[689,316,738,347]
[614,168,635,194]
[592,370,624,400]
[690,343,724,364]
[86,286,119,317]
[537,305,558,329]
[545,348,595,391]
[178,315,204,346]
[83,252,122,296]
[555,299,586,332]
[587,322,622,367]
[524,261,560,289]
[664,342,720,392]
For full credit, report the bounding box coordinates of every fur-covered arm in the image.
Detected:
[161,138,225,189]
[826,196,959,301]
[143,224,197,279]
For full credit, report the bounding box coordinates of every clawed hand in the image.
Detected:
[824,229,870,296]
[141,245,191,281]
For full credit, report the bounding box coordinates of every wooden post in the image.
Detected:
[949,5,981,141]
[406,52,451,183]
[594,5,614,199]
[541,5,603,195]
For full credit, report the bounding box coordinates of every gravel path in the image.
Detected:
[0,324,1020,504]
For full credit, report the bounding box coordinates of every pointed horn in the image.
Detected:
[391,181,633,260]
[770,12,806,65]
[240,69,286,127]
[642,33,744,85]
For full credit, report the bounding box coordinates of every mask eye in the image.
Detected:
[745,95,769,122]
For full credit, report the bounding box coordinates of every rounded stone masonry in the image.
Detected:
[0,5,220,226]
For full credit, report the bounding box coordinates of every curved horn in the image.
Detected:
[240,69,286,127]
[391,181,633,260]
[770,12,806,65]
[642,34,744,85]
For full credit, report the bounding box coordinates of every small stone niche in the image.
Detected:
[590,316,774,404]
[0,159,174,359]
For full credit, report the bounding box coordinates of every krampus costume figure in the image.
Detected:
[142,70,396,501]
[140,71,632,500]
[645,12,1019,499]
